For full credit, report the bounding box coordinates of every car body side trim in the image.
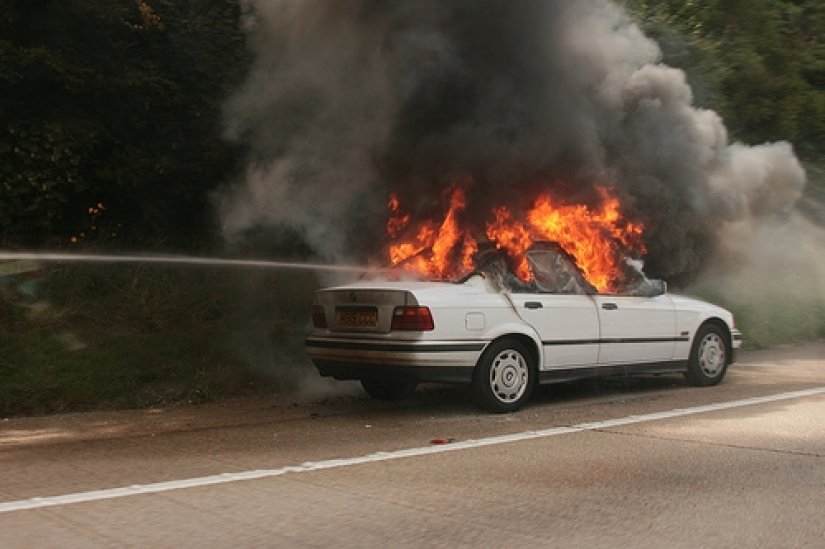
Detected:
[542,337,690,346]
[539,360,689,384]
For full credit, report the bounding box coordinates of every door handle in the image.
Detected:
[524,301,543,310]
[601,302,618,310]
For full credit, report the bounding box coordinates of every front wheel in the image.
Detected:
[360,378,417,401]
[685,323,729,387]
[472,339,536,413]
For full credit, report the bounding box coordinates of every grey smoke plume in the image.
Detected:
[689,212,825,346]
[219,0,806,284]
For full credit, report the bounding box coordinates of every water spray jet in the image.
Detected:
[0,252,395,275]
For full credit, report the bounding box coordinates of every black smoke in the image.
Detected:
[219,0,805,284]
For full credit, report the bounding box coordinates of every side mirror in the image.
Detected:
[640,279,666,297]
[624,278,666,297]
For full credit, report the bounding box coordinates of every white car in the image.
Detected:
[306,245,742,412]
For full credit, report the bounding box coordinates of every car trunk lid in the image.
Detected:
[315,288,419,334]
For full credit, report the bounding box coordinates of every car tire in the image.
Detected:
[472,339,536,413]
[360,378,417,401]
[685,323,729,387]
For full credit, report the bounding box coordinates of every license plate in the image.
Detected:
[336,308,378,327]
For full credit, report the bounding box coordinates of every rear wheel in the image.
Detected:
[685,323,729,386]
[472,339,536,413]
[360,378,417,401]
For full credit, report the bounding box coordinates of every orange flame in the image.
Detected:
[387,184,645,292]
[388,187,478,279]
[485,206,533,280]
[387,194,410,238]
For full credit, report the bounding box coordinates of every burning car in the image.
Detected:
[305,244,743,412]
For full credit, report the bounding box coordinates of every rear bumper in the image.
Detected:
[731,329,743,363]
[312,360,473,384]
[305,336,484,383]
[731,329,743,348]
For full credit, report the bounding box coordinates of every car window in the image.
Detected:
[526,250,595,295]
[471,250,538,293]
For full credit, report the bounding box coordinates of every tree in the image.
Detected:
[626,0,825,161]
[0,0,249,249]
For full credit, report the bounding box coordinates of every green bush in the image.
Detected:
[0,262,320,417]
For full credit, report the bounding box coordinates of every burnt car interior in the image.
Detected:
[462,243,665,297]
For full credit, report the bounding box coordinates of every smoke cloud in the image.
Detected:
[690,212,825,346]
[218,0,807,287]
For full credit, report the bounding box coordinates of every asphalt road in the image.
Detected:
[2,342,824,548]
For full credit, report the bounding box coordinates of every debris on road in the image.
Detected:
[430,438,454,445]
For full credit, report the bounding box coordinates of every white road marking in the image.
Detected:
[2,386,824,514]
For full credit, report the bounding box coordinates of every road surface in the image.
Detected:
[1,342,824,547]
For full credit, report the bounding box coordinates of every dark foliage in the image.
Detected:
[626,0,825,161]
[0,0,249,249]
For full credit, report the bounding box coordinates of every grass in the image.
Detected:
[0,262,321,417]
[689,286,825,350]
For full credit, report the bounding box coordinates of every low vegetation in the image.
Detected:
[0,263,320,417]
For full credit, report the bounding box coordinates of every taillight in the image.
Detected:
[391,306,434,331]
[312,305,327,328]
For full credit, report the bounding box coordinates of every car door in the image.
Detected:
[510,292,600,368]
[593,293,677,365]
[507,248,600,369]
